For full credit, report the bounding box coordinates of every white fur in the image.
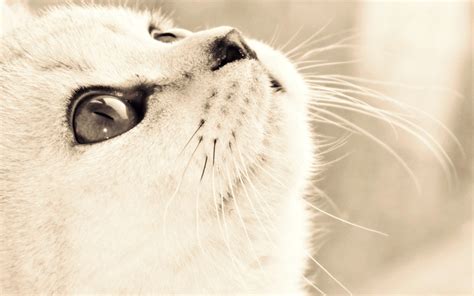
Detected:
[0,0,31,36]
[0,4,315,294]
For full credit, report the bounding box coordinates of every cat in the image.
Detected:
[0,2,315,294]
[2,1,465,294]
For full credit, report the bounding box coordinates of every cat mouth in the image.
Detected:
[269,76,284,92]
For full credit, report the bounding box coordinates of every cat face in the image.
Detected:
[0,5,313,292]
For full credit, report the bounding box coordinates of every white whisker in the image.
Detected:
[307,75,465,158]
[293,33,360,61]
[315,132,351,154]
[162,138,202,240]
[232,145,274,243]
[322,74,464,99]
[268,24,281,47]
[307,184,342,216]
[286,23,357,59]
[305,251,352,295]
[309,107,422,193]
[223,157,264,272]
[304,199,388,236]
[303,275,326,295]
[298,59,361,71]
[211,153,246,283]
[278,25,304,53]
[320,151,353,166]
[309,99,457,187]
[283,21,333,57]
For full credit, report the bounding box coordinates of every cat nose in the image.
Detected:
[210,29,257,71]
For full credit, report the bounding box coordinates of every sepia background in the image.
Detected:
[30,0,473,294]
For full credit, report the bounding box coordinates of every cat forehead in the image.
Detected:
[1,5,172,46]
[40,5,173,32]
[0,5,173,66]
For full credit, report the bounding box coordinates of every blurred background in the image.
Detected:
[30,0,473,294]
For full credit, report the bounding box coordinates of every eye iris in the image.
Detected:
[73,95,138,144]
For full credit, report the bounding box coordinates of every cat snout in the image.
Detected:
[210,29,257,71]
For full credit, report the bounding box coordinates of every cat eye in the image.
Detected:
[150,30,177,43]
[72,93,144,144]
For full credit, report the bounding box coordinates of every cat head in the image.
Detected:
[0,3,314,291]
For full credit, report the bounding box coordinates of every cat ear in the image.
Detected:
[1,0,32,36]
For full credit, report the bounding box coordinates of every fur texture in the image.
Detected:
[0,3,315,294]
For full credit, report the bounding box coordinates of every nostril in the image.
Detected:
[211,29,257,71]
[222,44,245,66]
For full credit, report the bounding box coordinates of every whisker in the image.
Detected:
[200,155,208,181]
[235,146,288,189]
[292,33,360,61]
[307,184,343,216]
[315,132,352,154]
[294,59,328,66]
[278,25,304,53]
[304,199,388,236]
[309,94,400,136]
[305,251,352,295]
[231,147,274,243]
[319,151,353,166]
[309,99,457,187]
[195,184,203,250]
[297,59,361,71]
[230,142,351,293]
[322,74,464,99]
[212,138,217,166]
[309,108,422,193]
[193,184,215,289]
[268,24,281,47]
[179,119,205,155]
[308,75,465,158]
[284,19,336,57]
[234,150,277,229]
[223,156,264,272]
[196,180,241,289]
[311,112,348,130]
[312,81,450,173]
[211,155,246,283]
[303,275,326,295]
[162,136,202,239]
[288,31,358,61]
